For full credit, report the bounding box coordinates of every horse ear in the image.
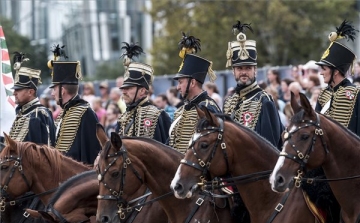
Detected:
[3,133,16,150]
[299,93,316,118]
[37,210,56,223]
[110,132,122,151]
[201,106,219,127]
[24,209,41,218]
[96,123,108,148]
[290,91,301,114]
[195,105,206,120]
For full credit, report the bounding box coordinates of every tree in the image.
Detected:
[0,16,50,82]
[93,60,124,81]
[150,0,357,75]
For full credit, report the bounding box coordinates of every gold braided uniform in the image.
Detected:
[169,92,221,154]
[118,98,171,144]
[316,79,360,136]
[9,98,55,146]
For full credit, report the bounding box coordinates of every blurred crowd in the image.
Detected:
[39,59,360,132]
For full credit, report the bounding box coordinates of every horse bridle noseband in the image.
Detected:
[279,113,329,187]
[0,155,31,212]
[180,117,230,188]
[97,141,144,220]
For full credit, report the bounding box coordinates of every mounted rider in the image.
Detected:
[117,42,171,144]
[168,33,221,153]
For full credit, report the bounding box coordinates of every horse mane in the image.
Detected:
[292,109,360,141]
[1,141,63,181]
[103,136,183,159]
[322,114,360,140]
[47,170,96,206]
[214,113,280,154]
[123,136,183,157]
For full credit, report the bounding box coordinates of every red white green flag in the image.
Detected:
[0,24,16,136]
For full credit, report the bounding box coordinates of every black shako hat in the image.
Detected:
[316,20,358,75]
[174,32,216,83]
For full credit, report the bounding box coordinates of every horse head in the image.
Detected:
[270,92,329,193]
[171,106,232,199]
[96,125,145,223]
[0,133,34,204]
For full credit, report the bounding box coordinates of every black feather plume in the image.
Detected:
[232,21,253,35]
[120,42,144,59]
[51,44,68,59]
[335,20,358,41]
[13,52,27,63]
[178,32,201,53]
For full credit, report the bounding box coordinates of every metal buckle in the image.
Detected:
[307,178,314,184]
[135,206,143,212]
[315,129,324,135]
[297,151,304,159]
[14,161,19,167]
[196,198,204,206]
[10,201,15,206]
[217,134,222,140]
[221,143,226,149]
[275,203,284,212]
[23,211,30,218]
[199,160,206,167]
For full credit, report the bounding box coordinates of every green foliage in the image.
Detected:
[150,0,357,75]
[0,16,50,82]
[92,60,124,81]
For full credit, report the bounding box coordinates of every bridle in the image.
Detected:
[0,154,31,212]
[97,141,144,220]
[180,117,230,189]
[279,113,329,187]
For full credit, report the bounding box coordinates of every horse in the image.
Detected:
[25,170,98,223]
[170,106,319,223]
[0,133,91,223]
[270,93,360,223]
[96,125,234,223]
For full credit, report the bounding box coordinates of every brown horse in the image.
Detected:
[0,134,91,222]
[270,93,360,223]
[171,106,318,223]
[96,126,234,223]
[26,170,98,223]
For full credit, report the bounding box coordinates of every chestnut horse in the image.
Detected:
[171,106,318,223]
[96,126,234,223]
[0,134,91,222]
[26,170,98,223]
[270,93,360,223]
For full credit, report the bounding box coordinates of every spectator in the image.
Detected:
[82,82,96,108]
[204,81,223,109]
[92,97,106,126]
[104,103,121,137]
[109,87,126,113]
[288,81,303,102]
[280,78,294,103]
[153,94,176,121]
[267,68,283,100]
[166,86,184,108]
[99,81,110,108]
[309,86,321,110]
[305,74,321,99]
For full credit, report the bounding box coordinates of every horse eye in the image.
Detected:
[0,165,8,170]
[300,134,309,140]
[111,172,120,178]
[200,142,208,149]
